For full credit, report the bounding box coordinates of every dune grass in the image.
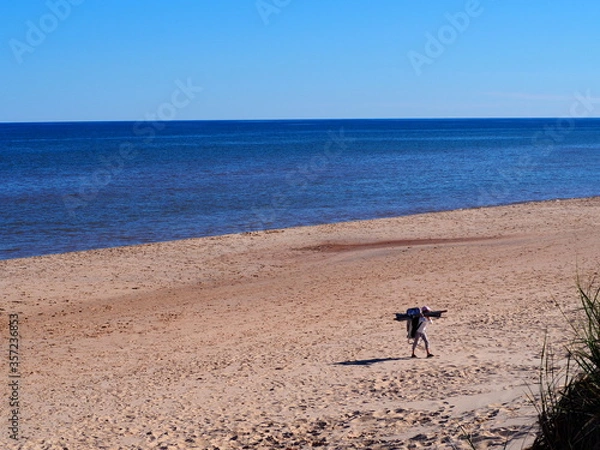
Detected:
[529,280,600,450]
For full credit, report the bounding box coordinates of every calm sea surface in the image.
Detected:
[2,118,600,260]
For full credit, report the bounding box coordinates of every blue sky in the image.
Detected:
[2,0,600,122]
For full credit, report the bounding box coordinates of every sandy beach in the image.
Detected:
[2,197,600,449]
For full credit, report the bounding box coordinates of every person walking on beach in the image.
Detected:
[410,306,434,358]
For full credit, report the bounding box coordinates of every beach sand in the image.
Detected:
[2,197,600,449]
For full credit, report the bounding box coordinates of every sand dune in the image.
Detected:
[2,197,600,449]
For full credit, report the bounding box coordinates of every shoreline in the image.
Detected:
[2,196,600,448]
[4,194,600,263]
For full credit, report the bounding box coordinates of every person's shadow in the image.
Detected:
[333,357,412,366]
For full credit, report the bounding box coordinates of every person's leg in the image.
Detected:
[411,334,420,357]
[421,332,433,357]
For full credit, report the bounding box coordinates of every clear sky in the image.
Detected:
[2,0,600,122]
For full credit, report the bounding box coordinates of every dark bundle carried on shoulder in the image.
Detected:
[394,306,448,339]
[394,307,447,322]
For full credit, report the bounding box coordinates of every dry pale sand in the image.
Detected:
[2,197,600,450]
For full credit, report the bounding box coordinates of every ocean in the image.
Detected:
[2,118,600,260]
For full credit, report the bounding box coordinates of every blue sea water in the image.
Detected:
[1,118,600,260]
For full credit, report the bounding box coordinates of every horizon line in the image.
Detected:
[3,116,600,125]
